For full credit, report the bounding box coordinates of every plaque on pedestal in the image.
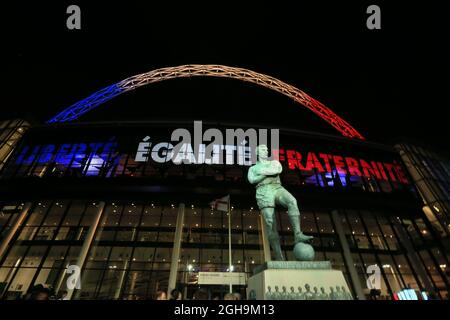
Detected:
[247,261,353,300]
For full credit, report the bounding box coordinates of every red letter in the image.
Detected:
[286,150,302,170]
[360,160,382,179]
[306,152,325,173]
[319,153,333,173]
[376,162,389,181]
[345,157,362,176]
[394,164,409,184]
[333,155,347,175]
[384,163,398,182]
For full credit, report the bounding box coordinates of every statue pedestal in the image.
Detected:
[247,261,353,300]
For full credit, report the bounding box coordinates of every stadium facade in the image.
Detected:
[0,65,448,300]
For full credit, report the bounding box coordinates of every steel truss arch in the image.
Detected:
[47,64,364,139]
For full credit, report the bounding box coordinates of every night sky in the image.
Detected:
[3,2,449,154]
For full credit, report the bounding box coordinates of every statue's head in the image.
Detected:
[313,287,318,293]
[298,286,302,292]
[330,286,334,292]
[336,286,341,292]
[290,286,295,292]
[267,286,271,291]
[341,286,346,292]
[320,287,326,293]
[256,145,269,161]
[275,286,279,291]
[282,286,287,292]
[305,284,310,290]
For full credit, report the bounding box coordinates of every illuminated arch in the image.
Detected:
[47,64,364,139]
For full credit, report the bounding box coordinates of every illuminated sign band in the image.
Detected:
[134,138,408,184]
[13,137,409,185]
[278,149,409,184]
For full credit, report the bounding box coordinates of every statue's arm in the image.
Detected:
[262,161,283,176]
[247,167,266,185]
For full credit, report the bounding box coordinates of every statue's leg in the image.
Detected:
[276,189,313,243]
[261,207,284,261]
[270,215,285,261]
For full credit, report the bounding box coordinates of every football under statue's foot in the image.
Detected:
[295,232,313,243]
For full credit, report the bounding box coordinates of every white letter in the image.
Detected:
[224,145,237,165]
[366,264,381,289]
[66,264,81,289]
[135,136,151,162]
[151,142,173,163]
[193,121,203,162]
[173,143,196,165]
[203,128,223,164]
[226,128,257,165]
[238,142,253,166]
[258,128,280,162]
[66,5,81,30]
[366,5,381,30]
[197,144,206,164]
[171,128,192,165]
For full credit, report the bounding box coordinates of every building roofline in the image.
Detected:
[31,119,394,152]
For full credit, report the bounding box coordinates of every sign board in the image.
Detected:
[247,268,353,300]
[197,272,247,286]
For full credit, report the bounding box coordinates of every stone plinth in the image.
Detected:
[247,261,353,300]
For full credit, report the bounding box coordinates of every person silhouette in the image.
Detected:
[281,286,288,300]
[329,286,336,300]
[304,284,314,300]
[266,286,274,300]
[319,287,329,300]
[297,286,305,300]
[335,286,343,300]
[274,286,282,300]
[312,287,319,300]
[288,286,297,300]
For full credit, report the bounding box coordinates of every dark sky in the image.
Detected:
[3,2,449,153]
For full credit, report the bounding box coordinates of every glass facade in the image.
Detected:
[1,200,449,300]
[396,143,450,237]
[0,119,30,172]
[0,122,448,300]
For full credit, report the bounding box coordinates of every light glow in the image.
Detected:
[47,65,365,140]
